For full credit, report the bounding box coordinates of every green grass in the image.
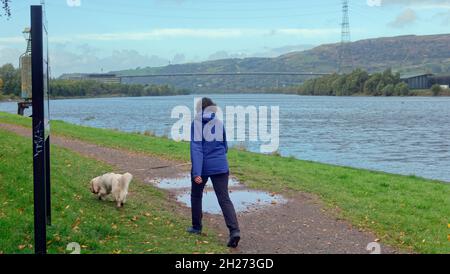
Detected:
[0,128,226,254]
[0,111,449,253]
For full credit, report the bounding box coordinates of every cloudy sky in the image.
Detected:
[1,0,449,76]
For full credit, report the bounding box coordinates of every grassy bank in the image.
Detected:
[0,112,449,253]
[0,128,226,254]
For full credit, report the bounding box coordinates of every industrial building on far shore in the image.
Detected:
[400,73,450,90]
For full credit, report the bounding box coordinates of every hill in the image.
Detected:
[113,33,450,92]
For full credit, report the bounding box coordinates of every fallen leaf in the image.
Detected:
[71,218,81,230]
[18,245,26,250]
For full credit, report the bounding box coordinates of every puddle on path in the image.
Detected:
[176,190,286,214]
[150,175,241,189]
[146,173,287,214]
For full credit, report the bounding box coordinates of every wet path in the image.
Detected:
[0,123,399,254]
[148,175,286,214]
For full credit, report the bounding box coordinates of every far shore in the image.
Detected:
[1,91,450,103]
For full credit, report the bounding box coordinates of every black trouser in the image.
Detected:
[191,172,240,234]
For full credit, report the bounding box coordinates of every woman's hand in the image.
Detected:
[194,176,203,184]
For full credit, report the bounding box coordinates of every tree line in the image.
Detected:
[0,63,189,98]
[296,68,410,96]
[50,79,189,97]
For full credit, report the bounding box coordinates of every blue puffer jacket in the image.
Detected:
[190,111,229,177]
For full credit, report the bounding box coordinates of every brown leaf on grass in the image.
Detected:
[131,216,138,221]
[112,249,121,254]
[18,245,26,250]
[72,218,81,231]
[111,224,118,230]
[144,212,151,217]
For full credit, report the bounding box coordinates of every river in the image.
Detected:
[1,94,449,182]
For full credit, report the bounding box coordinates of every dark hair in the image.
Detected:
[197,97,216,112]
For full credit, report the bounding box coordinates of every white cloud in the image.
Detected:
[435,10,450,25]
[48,47,170,76]
[0,36,25,44]
[388,8,418,28]
[0,28,340,44]
[381,0,450,9]
[0,47,22,67]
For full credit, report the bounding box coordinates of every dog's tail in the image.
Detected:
[119,172,133,190]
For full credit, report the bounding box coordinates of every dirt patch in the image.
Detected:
[0,123,400,254]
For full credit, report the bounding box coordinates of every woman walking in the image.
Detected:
[187,97,241,248]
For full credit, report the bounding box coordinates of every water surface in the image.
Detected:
[1,94,449,182]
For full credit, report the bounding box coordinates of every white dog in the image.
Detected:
[90,172,133,208]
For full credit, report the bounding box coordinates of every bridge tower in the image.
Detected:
[338,0,353,73]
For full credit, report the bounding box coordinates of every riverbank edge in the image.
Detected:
[0,111,449,253]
